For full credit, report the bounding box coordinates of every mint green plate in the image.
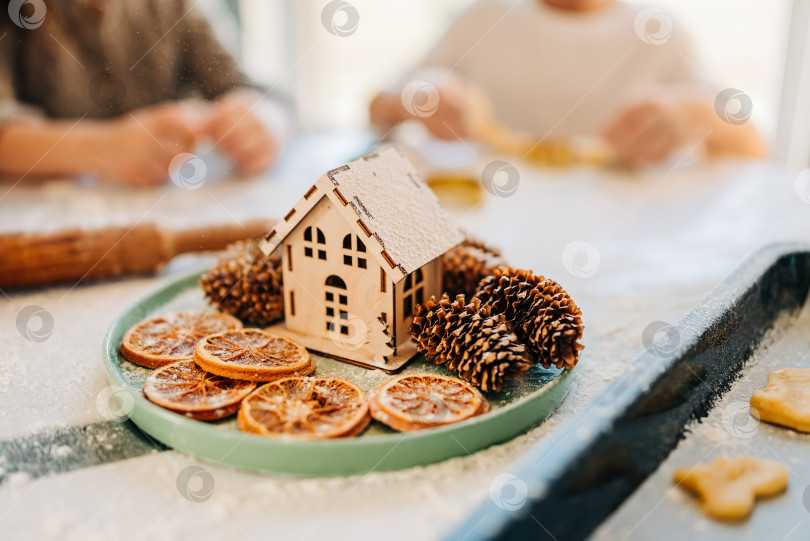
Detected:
[102,270,575,476]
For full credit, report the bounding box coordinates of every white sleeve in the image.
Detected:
[419,0,512,71]
[659,27,712,88]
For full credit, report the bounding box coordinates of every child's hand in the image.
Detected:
[205,90,279,176]
[409,72,473,140]
[601,100,701,167]
[97,103,202,187]
[370,70,474,140]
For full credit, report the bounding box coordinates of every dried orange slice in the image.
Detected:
[368,373,489,432]
[121,311,242,368]
[194,328,314,382]
[143,360,256,421]
[238,377,370,438]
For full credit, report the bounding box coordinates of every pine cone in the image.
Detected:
[410,294,532,392]
[475,268,583,370]
[200,238,284,325]
[442,235,507,299]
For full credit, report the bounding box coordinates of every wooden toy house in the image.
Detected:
[260,148,464,371]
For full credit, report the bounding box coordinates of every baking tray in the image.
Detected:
[449,243,810,540]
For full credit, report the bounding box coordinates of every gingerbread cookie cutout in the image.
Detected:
[750,368,810,433]
[673,456,788,520]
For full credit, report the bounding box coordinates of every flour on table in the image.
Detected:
[2,158,809,541]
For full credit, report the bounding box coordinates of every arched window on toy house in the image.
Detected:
[324,275,349,335]
[304,226,326,260]
[342,234,367,269]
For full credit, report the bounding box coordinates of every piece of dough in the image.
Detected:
[673,456,788,520]
[750,368,810,432]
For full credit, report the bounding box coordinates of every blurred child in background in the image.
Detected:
[371,0,766,167]
[0,0,286,187]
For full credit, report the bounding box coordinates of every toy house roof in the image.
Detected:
[260,147,463,283]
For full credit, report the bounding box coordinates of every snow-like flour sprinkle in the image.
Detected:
[1,158,809,540]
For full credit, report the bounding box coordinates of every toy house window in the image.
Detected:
[325,275,349,335]
[342,234,367,268]
[304,226,326,260]
[401,268,424,319]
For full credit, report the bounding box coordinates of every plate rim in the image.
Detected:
[102,269,575,473]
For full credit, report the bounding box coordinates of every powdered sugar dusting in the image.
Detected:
[329,148,465,274]
[2,152,809,540]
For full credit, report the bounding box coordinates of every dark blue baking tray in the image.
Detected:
[449,243,810,541]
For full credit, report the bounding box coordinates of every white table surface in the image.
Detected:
[1,132,809,541]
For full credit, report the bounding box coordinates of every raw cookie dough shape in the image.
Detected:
[673,456,788,520]
[750,368,810,432]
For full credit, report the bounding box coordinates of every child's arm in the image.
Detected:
[685,100,766,158]
[0,103,201,186]
[0,120,105,180]
[602,96,767,167]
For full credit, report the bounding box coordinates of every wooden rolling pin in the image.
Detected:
[0,219,273,290]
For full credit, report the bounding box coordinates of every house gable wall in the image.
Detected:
[281,197,395,347]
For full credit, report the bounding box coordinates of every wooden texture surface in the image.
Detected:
[0,219,272,289]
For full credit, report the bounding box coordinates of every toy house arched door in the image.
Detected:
[324,274,348,336]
